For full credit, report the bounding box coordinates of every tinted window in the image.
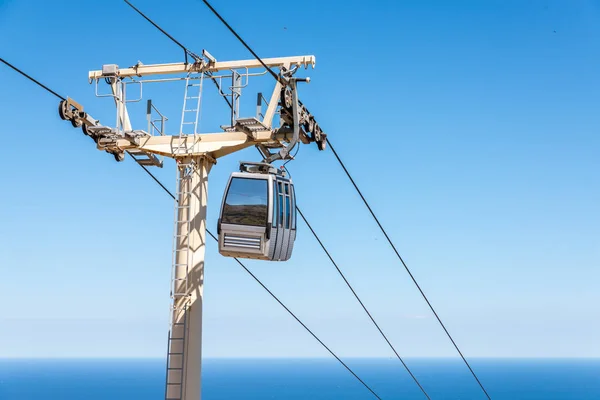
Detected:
[222,177,268,226]
[285,195,290,229]
[291,184,296,230]
[272,181,277,227]
[278,194,284,227]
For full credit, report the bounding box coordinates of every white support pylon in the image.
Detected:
[79,54,321,400]
[166,156,212,400]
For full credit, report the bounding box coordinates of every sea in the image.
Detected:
[0,358,598,399]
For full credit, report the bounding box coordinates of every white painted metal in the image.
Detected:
[166,156,212,400]
[88,55,315,80]
[74,54,318,400]
[99,129,278,159]
[218,172,296,261]
[179,73,204,135]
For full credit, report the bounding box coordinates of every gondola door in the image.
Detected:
[273,179,286,260]
[280,181,293,261]
[285,183,297,260]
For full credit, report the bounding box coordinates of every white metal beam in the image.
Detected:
[102,130,283,158]
[89,55,316,80]
[262,81,282,129]
[165,156,211,400]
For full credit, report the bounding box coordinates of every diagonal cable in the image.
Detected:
[0,57,381,400]
[326,138,492,400]
[204,232,381,400]
[135,161,382,399]
[123,0,233,110]
[191,2,493,396]
[198,0,282,84]
[297,206,430,399]
[1,57,66,101]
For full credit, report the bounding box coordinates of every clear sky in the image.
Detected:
[0,0,598,362]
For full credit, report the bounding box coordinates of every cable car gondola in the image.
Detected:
[218,162,296,261]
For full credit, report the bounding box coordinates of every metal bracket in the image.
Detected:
[124,129,151,146]
[58,97,86,127]
[263,78,302,163]
[240,161,284,176]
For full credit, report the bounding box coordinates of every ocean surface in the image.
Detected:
[0,358,598,399]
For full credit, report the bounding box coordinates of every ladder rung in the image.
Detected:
[186,96,199,100]
[169,338,184,341]
[181,122,195,125]
[184,109,198,112]
[168,367,183,370]
[168,352,184,356]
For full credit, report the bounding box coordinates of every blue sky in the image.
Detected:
[0,0,598,363]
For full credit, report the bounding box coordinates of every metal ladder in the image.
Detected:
[164,308,188,400]
[164,160,195,400]
[179,72,204,135]
[164,70,204,400]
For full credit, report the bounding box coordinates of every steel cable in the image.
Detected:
[326,139,492,400]
[192,1,493,396]
[0,57,381,399]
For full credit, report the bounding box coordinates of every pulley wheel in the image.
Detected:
[306,117,315,134]
[113,152,125,162]
[317,134,327,151]
[282,87,293,109]
[312,122,320,141]
[58,100,68,120]
[71,117,82,128]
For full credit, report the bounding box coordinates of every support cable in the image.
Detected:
[123,0,233,110]
[124,0,196,63]
[326,139,492,400]
[127,152,174,198]
[283,162,428,397]
[0,57,66,101]
[296,207,430,399]
[135,168,382,399]
[0,58,381,400]
[194,2,492,397]
[198,0,282,84]
[204,232,381,400]
[135,164,381,399]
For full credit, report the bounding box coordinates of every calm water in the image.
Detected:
[0,358,599,399]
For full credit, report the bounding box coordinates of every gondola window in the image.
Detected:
[222,178,268,226]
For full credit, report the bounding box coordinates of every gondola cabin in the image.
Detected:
[218,163,296,261]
